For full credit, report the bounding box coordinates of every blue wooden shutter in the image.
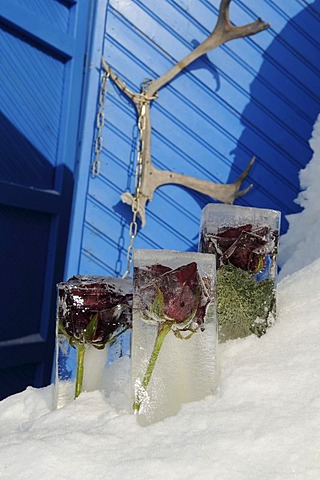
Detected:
[0,0,96,399]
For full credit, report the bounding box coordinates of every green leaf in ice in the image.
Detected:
[83,313,98,343]
[58,322,76,348]
[150,286,165,319]
[217,264,275,342]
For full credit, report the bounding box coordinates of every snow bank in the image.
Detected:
[279,114,320,279]
[2,97,320,480]
[0,257,319,480]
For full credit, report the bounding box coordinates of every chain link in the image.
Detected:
[92,70,109,176]
[93,61,157,278]
[122,97,148,278]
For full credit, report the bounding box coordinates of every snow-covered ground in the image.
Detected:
[1,117,320,480]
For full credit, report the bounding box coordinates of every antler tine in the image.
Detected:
[215,0,232,32]
[235,156,256,183]
[101,56,140,104]
[226,156,255,203]
[234,19,270,39]
[213,0,270,41]
[233,184,253,201]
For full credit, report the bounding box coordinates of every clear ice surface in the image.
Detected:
[54,338,109,409]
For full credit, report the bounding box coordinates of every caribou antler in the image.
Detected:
[102,0,270,226]
[144,0,269,98]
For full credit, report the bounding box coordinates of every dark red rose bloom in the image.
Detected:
[157,262,200,323]
[201,224,277,273]
[58,276,132,347]
[135,262,211,328]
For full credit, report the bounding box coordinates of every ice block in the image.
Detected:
[54,275,132,408]
[132,250,218,426]
[199,204,280,341]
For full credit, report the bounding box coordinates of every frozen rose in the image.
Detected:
[58,275,132,347]
[136,262,210,328]
[203,224,275,273]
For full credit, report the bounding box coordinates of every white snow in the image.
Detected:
[279,114,320,279]
[1,120,320,480]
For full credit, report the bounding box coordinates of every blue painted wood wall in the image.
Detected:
[66,0,320,279]
[0,0,96,399]
[1,0,319,398]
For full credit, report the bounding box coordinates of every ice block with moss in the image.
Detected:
[199,204,280,342]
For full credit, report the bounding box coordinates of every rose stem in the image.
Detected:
[133,321,172,412]
[75,343,86,399]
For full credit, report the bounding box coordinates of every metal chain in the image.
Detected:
[122,98,148,278]
[93,60,157,278]
[92,70,109,177]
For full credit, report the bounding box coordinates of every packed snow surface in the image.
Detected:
[1,120,320,480]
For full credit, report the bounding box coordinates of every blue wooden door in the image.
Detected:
[0,0,96,399]
[65,0,320,280]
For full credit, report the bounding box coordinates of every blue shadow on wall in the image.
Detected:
[111,1,320,266]
[230,1,320,233]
